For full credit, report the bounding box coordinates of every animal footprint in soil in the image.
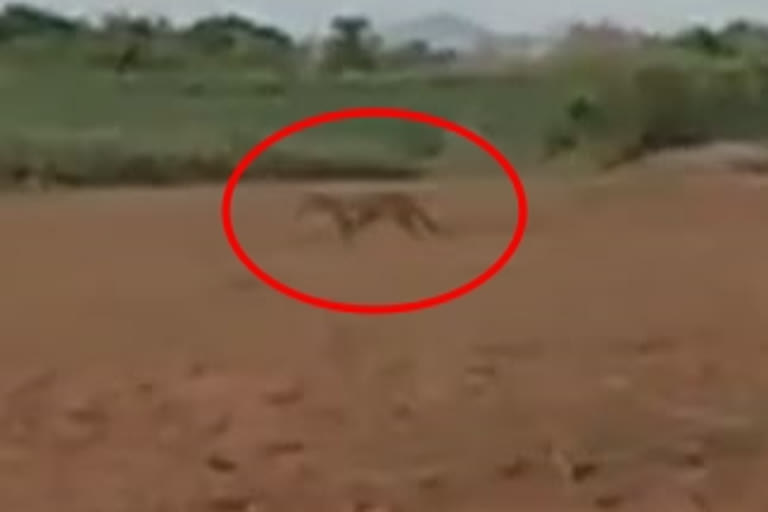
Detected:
[464,361,499,395]
[547,442,599,485]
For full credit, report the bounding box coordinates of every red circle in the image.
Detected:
[221,106,528,314]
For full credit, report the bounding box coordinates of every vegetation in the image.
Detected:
[0,3,767,187]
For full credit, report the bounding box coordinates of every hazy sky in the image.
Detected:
[8,0,768,36]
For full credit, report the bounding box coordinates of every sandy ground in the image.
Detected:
[2,171,768,511]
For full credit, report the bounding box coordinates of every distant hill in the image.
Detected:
[378,12,498,50]
[378,12,556,57]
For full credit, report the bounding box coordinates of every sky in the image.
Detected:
[7,0,768,36]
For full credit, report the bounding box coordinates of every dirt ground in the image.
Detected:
[3,170,768,511]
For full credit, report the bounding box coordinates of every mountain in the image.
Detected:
[378,12,557,57]
[378,12,500,51]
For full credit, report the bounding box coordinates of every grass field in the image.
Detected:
[0,67,566,177]
[3,168,768,511]
[3,47,768,187]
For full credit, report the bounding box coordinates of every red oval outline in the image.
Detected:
[221,106,528,314]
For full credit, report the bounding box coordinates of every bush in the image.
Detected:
[0,146,428,189]
[542,49,768,167]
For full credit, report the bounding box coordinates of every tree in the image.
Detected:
[183,14,293,53]
[672,25,736,57]
[322,15,378,73]
[0,3,85,41]
[720,19,768,56]
[97,13,169,75]
[100,13,169,39]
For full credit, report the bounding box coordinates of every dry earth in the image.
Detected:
[2,169,768,511]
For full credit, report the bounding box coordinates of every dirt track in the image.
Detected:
[2,173,768,511]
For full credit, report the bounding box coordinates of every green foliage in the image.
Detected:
[99,13,170,39]
[322,15,379,74]
[673,26,737,57]
[0,4,766,185]
[671,20,768,58]
[0,3,84,40]
[0,146,427,187]
[182,14,293,53]
[539,44,768,168]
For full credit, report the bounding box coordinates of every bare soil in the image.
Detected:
[2,171,768,511]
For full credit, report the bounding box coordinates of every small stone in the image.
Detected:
[672,441,706,469]
[414,468,445,490]
[346,501,393,512]
[205,413,232,437]
[571,461,599,482]
[9,370,57,398]
[497,457,529,480]
[51,418,100,447]
[62,397,107,424]
[687,490,712,512]
[464,362,498,395]
[390,400,414,421]
[273,456,316,481]
[51,396,109,446]
[136,382,155,395]
[548,443,599,484]
[206,453,238,473]
[187,362,209,379]
[632,336,672,355]
[601,375,631,392]
[263,439,305,456]
[206,481,256,511]
[208,495,254,511]
[594,493,624,509]
[466,362,497,378]
[262,379,305,406]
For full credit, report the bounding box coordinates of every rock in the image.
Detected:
[205,413,232,437]
[390,399,414,421]
[187,363,209,379]
[497,456,529,480]
[570,461,599,482]
[263,439,305,457]
[205,479,258,511]
[136,381,155,395]
[594,492,624,509]
[345,501,394,512]
[208,495,256,511]
[61,396,108,424]
[206,453,239,473]
[414,468,445,490]
[548,443,599,484]
[51,395,110,447]
[671,441,706,469]
[262,378,305,407]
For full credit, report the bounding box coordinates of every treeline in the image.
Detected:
[2,2,768,75]
[0,3,456,74]
[670,20,768,59]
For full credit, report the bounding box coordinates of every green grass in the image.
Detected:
[0,65,570,181]
[1,44,768,187]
